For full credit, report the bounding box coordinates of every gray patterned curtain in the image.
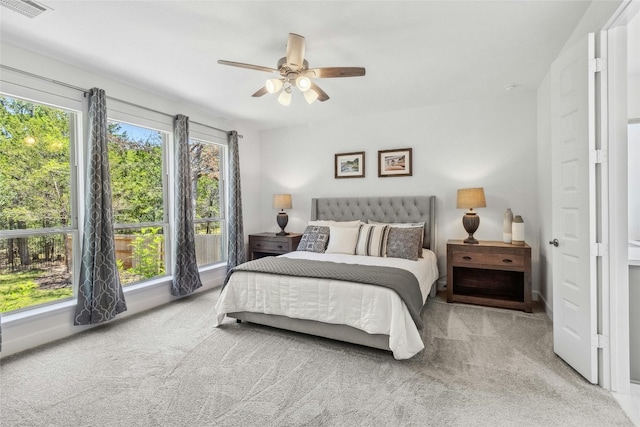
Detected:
[74,88,127,325]
[227,131,245,270]
[171,114,202,296]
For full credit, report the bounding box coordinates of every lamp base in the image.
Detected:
[462,212,480,244]
[276,211,289,236]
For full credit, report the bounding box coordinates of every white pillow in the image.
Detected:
[308,220,363,228]
[325,226,360,254]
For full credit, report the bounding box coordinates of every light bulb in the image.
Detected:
[304,89,319,104]
[266,78,283,94]
[278,88,292,106]
[295,75,311,92]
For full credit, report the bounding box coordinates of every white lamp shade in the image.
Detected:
[278,90,292,106]
[273,194,292,210]
[295,75,311,92]
[304,88,319,104]
[266,78,283,94]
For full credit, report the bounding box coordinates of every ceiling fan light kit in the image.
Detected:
[278,88,292,106]
[218,33,365,106]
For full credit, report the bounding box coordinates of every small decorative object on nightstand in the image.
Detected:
[503,208,513,243]
[273,194,292,236]
[447,239,532,312]
[512,215,525,246]
[249,232,302,260]
[456,187,486,244]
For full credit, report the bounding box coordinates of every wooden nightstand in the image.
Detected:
[249,232,302,260]
[447,240,532,312]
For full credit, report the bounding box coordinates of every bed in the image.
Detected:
[214,196,438,359]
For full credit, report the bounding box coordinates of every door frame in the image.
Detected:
[601,0,639,394]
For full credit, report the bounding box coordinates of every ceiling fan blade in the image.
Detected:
[310,82,330,102]
[251,86,269,97]
[217,60,277,73]
[305,67,366,78]
[286,33,305,70]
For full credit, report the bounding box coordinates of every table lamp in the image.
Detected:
[457,187,486,244]
[273,194,292,236]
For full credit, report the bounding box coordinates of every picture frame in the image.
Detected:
[378,148,412,177]
[335,151,365,179]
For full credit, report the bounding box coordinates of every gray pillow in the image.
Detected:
[386,226,422,261]
[297,226,330,253]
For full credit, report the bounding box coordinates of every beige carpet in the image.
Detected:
[0,289,632,426]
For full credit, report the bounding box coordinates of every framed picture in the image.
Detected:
[378,148,412,177]
[335,151,365,179]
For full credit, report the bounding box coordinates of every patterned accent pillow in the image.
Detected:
[296,226,330,253]
[355,224,390,257]
[386,226,422,261]
[369,220,425,257]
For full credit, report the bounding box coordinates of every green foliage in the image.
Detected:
[191,141,221,221]
[108,124,164,224]
[129,227,165,279]
[0,270,73,312]
[0,96,71,229]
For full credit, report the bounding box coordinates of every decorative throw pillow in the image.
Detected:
[355,224,390,257]
[325,226,360,255]
[369,220,425,257]
[385,226,423,261]
[297,226,330,253]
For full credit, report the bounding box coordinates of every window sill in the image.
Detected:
[1,263,227,327]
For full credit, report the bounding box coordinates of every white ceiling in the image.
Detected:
[0,1,591,131]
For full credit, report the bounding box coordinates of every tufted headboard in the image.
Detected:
[310,196,436,252]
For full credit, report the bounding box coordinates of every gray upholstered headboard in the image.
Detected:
[311,196,436,252]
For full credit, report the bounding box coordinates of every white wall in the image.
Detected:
[630,124,640,241]
[254,91,540,293]
[630,266,640,382]
[629,10,640,120]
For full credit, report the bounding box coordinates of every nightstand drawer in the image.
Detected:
[250,238,290,252]
[248,233,303,260]
[452,251,525,268]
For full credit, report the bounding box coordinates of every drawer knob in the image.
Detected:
[256,243,262,247]
[277,245,283,249]
[462,256,472,260]
[503,259,513,263]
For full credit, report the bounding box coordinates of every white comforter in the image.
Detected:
[214,250,439,359]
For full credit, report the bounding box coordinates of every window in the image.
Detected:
[0,95,78,313]
[108,121,168,285]
[190,138,226,266]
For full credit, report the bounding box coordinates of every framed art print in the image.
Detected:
[378,148,412,177]
[335,151,365,179]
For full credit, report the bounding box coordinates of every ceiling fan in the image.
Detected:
[217,33,366,106]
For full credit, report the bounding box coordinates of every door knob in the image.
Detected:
[549,238,559,247]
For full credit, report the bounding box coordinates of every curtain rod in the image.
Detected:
[0,64,242,138]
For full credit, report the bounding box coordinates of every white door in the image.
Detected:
[551,34,598,383]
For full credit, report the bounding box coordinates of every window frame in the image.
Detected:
[190,135,228,267]
[106,117,172,285]
[0,91,83,313]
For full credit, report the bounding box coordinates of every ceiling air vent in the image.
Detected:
[0,0,49,18]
